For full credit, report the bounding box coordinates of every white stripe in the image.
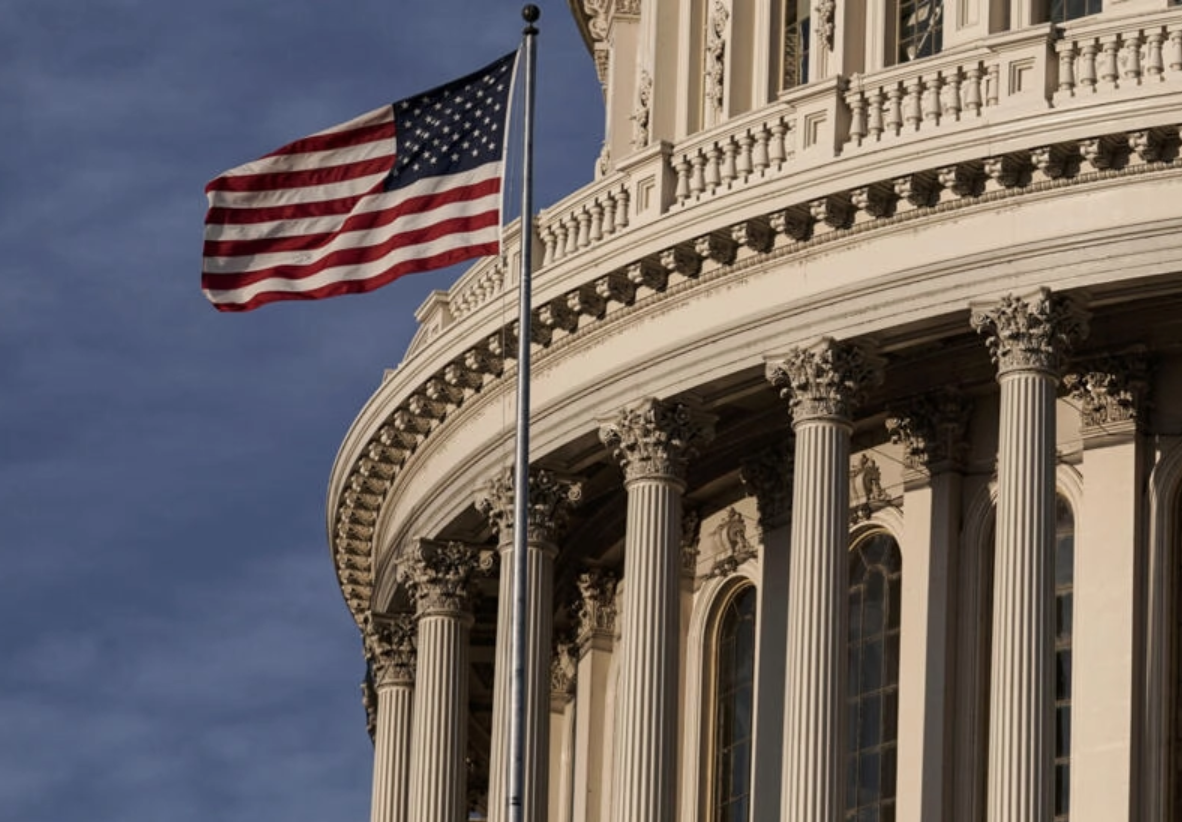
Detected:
[203,162,503,242]
[206,171,390,210]
[204,225,501,306]
[203,190,501,274]
[219,136,394,178]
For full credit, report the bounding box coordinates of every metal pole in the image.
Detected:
[509,6,539,822]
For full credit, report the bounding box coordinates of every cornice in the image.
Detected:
[327,123,1182,634]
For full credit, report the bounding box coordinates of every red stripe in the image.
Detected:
[209,242,500,312]
[203,177,502,257]
[202,209,500,291]
[206,155,393,193]
[265,117,395,158]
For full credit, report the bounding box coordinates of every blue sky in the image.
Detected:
[1,2,601,819]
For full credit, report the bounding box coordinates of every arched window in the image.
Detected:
[846,532,903,822]
[711,584,757,822]
[897,0,943,62]
[1053,496,1075,822]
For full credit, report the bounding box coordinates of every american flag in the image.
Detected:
[202,51,518,312]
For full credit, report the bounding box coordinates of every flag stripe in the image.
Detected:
[207,155,394,194]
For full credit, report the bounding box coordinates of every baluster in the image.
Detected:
[1079,41,1098,91]
[1170,30,1182,72]
[602,193,617,236]
[589,202,604,243]
[689,151,706,196]
[922,76,942,124]
[1122,32,1143,82]
[704,146,722,190]
[885,85,904,134]
[847,92,868,145]
[770,121,788,164]
[565,215,580,256]
[986,64,1000,106]
[615,187,630,229]
[867,90,885,139]
[1100,36,1120,85]
[736,133,754,179]
[904,78,923,131]
[540,226,556,267]
[674,156,691,203]
[964,66,983,114]
[1146,30,1165,79]
[575,209,591,249]
[552,221,568,263]
[720,137,738,183]
[941,71,962,121]
[1057,43,1077,94]
[752,125,770,171]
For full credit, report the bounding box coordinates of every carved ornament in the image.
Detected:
[574,568,618,647]
[681,508,702,577]
[631,70,653,150]
[970,288,1089,376]
[599,398,715,482]
[399,540,488,618]
[740,439,794,529]
[705,0,729,120]
[885,389,973,472]
[475,467,582,547]
[766,338,884,423]
[817,0,836,50]
[1063,350,1150,430]
[707,507,758,578]
[550,639,578,697]
[365,613,417,687]
[849,453,892,523]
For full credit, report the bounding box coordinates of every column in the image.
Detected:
[766,338,883,822]
[738,438,794,821]
[403,540,485,822]
[549,640,578,822]
[599,398,715,822]
[885,391,974,822]
[971,288,1088,822]
[571,569,618,822]
[477,469,583,822]
[1062,353,1147,821]
[365,614,417,822]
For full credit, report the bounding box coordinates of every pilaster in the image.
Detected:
[402,540,486,822]
[549,639,578,822]
[767,338,884,822]
[971,288,1088,822]
[885,390,974,822]
[571,569,619,822]
[476,469,582,822]
[600,398,715,822]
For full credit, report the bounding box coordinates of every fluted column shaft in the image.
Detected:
[768,339,883,822]
[478,469,581,822]
[403,541,483,822]
[366,616,417,822]
[600,399,714,822]
[972,289,1087,822]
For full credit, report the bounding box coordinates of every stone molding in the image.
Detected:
[399,540,491,618]
[886,389,974,474]
[1063,349,1151,433]
[573,568,618,649]
[599,397,716,483]
[970,287,1089,377]
[328,125,1181,643]
[739,438,794,529]
[474,467,583,548]
[766,338,884,423]
[365,613,418,688]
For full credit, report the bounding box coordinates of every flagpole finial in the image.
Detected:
[522,4,540,31]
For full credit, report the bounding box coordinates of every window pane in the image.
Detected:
[712,586,756,822]
[860,639,884,692]
[865,571,885,634]
[859,693,883,749]
[1056,705,1072,757]
[858,752,881,805]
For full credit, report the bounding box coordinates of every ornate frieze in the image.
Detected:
[631,70,653,150]
[885,389,974,472]
[365,613,418,688]
[574,568,619,647]
[705,0,729,120]
[970,288,1089,377]
[766,338,884,423]
[1063,350,1151,431]
[400,540,489,617]
[475,467,583,546]
[599,398,716,482]
[707,507,758,578]
[740,439,794,529]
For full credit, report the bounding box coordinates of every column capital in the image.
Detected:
[550,638,578,704]
[766,338,884,424]
[365,613,418,688]
[599,397,716,483]
[400,539,491,619]
[970,288,1089,377]
[681,508,703,578]
[573,568,618,650]
[886,389,974,475]
[361,674,378,742]
[1063,349,1151,436]
[740,438,795,529]
[475,467,583,548]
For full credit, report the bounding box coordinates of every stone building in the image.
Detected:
[328,1,1182,820]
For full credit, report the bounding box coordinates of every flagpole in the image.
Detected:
[509,6,539,822]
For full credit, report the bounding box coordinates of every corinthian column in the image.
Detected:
[971,288,1087,822]
[599,398,715,822]
[365,614,417,822]
[477,469,582,822]
[403,540,486,822]
[766,338,883,822]
[571,569,618,822]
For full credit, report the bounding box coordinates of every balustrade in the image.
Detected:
[1054,13,1182,102]
[670,105,797,206]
